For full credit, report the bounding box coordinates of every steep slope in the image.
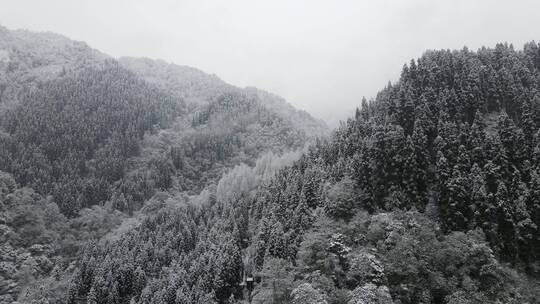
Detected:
[65,42,540,304]
[0,26,328,303]
[0,25,327,217]
[242,43,540,303]
[0,62,183,216]
[107,88,328,216]
[98,57,329,211]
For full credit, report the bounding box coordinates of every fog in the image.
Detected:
[1,0,539,126]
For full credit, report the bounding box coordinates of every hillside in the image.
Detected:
[59,42,540,304]
[0,25,327,215]
[0,26,328,304]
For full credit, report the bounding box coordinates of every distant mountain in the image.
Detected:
[119,57,329,138]
[118,57,231,106]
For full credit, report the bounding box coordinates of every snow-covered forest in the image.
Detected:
[1,21,540,304]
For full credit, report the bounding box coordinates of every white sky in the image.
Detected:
[1,0,539,126]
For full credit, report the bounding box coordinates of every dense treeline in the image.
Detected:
[61,42,540,304]
[107,91,312,213]
[246,42,540,302]
[43,151,300,304]
[0,62,182,216]
[326,43,540,264]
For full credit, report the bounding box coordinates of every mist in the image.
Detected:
[1,0,539,126]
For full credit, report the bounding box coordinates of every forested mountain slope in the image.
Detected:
[0,25,326,217]
[136,91,313,193]
[0,26,327,304]
[0,63,182,216]
[61,42,540,304]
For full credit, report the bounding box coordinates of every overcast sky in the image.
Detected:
[1,0,539,125]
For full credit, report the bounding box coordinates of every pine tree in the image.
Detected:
[497,111,527,165]
[402,136,419,209]
[293,195,313,232]
[526,170,540,260]
[267,221,287,259]
[520,97,537,160]
[412,122,430,207]
[370,125,388,207]
[470,110,487,165]
[384,125,406,188]
[445,161,471,231]
[470,163,488,230]
[495,182,518,260]
[361,96,369,121]
[399,86,416,135]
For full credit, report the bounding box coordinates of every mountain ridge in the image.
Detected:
[0,25,329,303]
[118,56,329,137]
